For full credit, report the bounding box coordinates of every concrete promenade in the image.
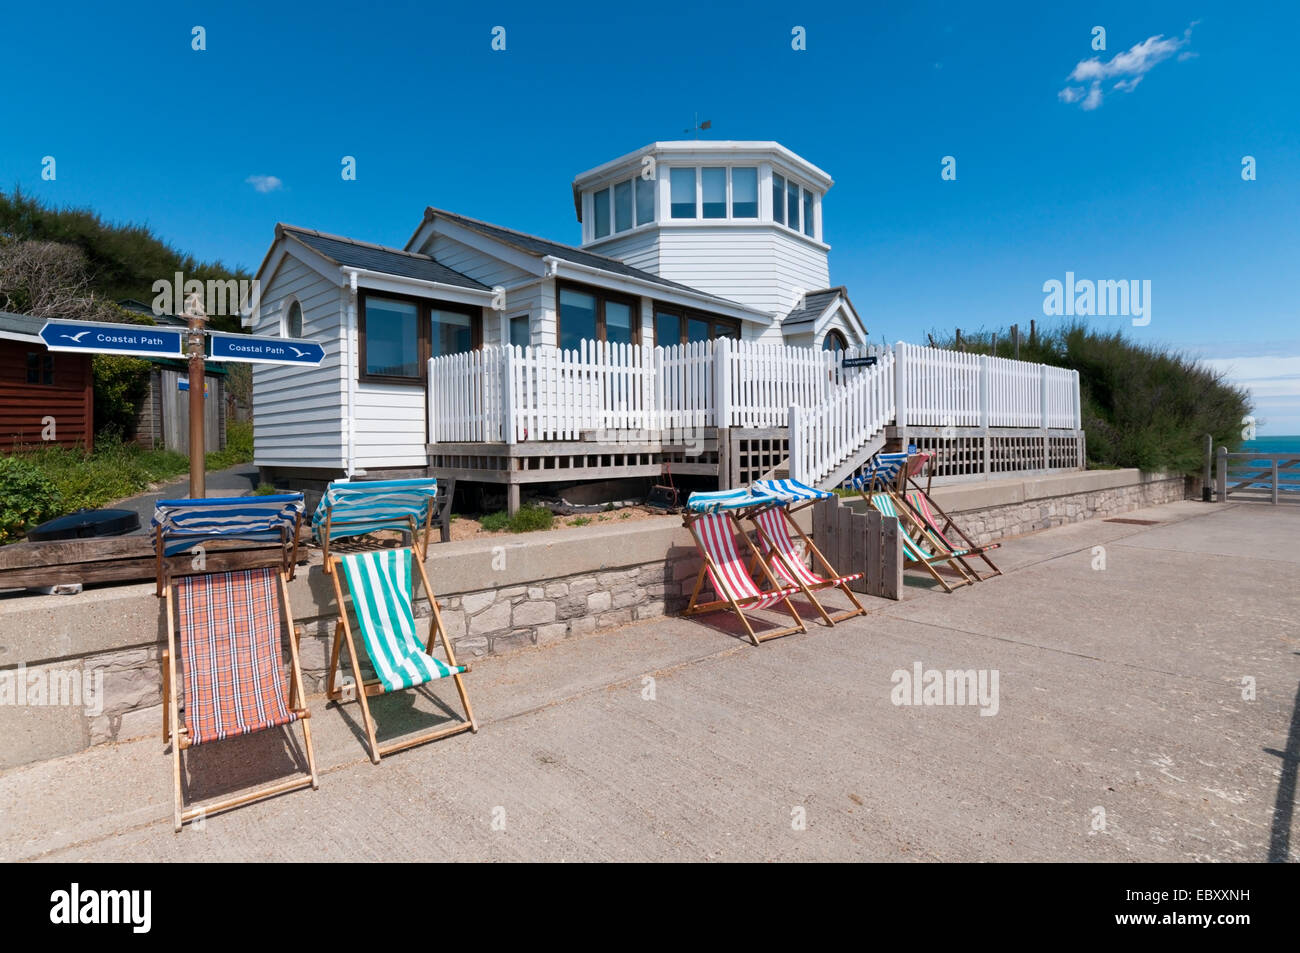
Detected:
[2,499,1296,861]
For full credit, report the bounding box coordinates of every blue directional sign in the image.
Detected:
[40,319,183,358]
[208,331,324,366]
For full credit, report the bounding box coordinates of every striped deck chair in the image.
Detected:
[904,488,1002,580]
[866,492,976,593]
[749,479,867,625]
[155,495,316,832]
[682,489,806,645]
[312,478,454,572]
[327,547,476,762]
[847,451,911,494]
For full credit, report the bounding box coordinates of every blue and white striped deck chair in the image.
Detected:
[312,478,452,571]
[866,492,974,593]
[845,452,912,494]
[327,546,476,762]
[151,493,306,595]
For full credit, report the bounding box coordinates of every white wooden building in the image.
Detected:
[245,141,1083,507]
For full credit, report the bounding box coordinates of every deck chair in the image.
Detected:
[312,477,454,571]
[902,487,1002,580]
[327,547,476,762]
[864,491,976,593]
[153,495,317,832]
[749,479,866,625]
[682,489,807,645]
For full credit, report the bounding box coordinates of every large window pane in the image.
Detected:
[431,308,474,358]
[509,315,530,348]
[614,180,633,232]
[732,167,758,218]
[364,297,419,377]
[802,189,815,237]
[787,180,801,232]
[655,311,682,347]
[605,300,634,345]
[635,175,655,225]
[593,188,610,238]
[559,288,597,351]
[670,167,696,218]
[714,321,741,341]
[701,167,726,219]
[686,316,710,344]
[772,173,785,225]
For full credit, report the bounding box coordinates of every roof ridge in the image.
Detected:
[279,224,443,263]
[424,207,638,269]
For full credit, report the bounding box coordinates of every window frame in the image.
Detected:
[25,352,55,386]
[556,279,642,349]
[651,302,741,347]
[357,289,482,385]
[282,297,304,338]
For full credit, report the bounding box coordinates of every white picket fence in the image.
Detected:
[429,338,1081,445]
[788,349,896,487]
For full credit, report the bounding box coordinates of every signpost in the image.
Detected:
[39,309,324,499]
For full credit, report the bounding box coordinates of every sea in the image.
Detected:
[1239,436,1300,493]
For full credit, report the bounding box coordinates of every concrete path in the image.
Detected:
[2,500,1297,862]
[112,463,261,534]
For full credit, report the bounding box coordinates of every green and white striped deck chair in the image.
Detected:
[327,547,477,762]
[867,492,975,593]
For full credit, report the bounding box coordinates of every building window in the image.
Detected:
[653,306,741,346]
[732,167,758,218]
[614,180,633,233]
[284,300,303,338]
[802,189,816,238]
[26,352,54,385]
[772,173,786,226]
[593,188,610,239]
[670,167,696,218]
[509,315,530,348]
[701,167,727,219]
[359,291,480,382]
[786,179,801,233]
[635,176,655,226]
[822,330,848,352]
[558,282,640,351]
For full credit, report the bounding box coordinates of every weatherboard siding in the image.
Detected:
[251,255,346,469]
[0,341,93,452]
[352,382,428,469]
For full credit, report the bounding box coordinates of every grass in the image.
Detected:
[569,516,592,527]
[478,504,555,534]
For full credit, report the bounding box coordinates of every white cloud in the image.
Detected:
[246,174,283,194]
[1201,355,1300,434]
[1058,22,1196,110]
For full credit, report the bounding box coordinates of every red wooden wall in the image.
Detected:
[0,339,94,452]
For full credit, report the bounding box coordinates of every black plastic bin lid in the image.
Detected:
[27,508,141,541]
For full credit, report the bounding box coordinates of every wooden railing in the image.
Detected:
[788,350,895,486]
[1215,448,1300,504]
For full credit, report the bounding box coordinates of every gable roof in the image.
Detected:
[781,288,846,327]
[278,225,489,291]
[418,207,745,304]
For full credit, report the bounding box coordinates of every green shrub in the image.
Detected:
[570,516,591,527]
[0,456,63,543]
[509,505,554,533]
[478,511,509,532]
[206,419,254,470]
[91,354,151,440]
[252,483,280,496]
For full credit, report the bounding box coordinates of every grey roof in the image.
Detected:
[781,288,846,327]
[423,208,747,305]
[280,226,489,291]
[118,299,187,326]
[0,311,45,337]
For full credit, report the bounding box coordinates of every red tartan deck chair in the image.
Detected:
[153,495,317,831]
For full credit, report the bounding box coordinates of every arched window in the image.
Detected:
[283,300,303,338]
[822,330,848,352]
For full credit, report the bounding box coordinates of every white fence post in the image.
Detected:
[1039,364,1049,430]
[427,356,438,444]
[788,404,802,483]
[894,341,907,429]
[979,354,989,429]
[714,336,732,429]
[1073,369,1082,430]
[501,346,517,444]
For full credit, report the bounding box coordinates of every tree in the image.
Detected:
[0,240,123,321]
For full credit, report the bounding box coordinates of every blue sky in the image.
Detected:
[3,1,1297,430]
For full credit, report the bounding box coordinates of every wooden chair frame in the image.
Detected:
[162,569,318,832]
[682,510,807,646]
[747,503,867,626]
[899,479,1002,581]
[325,545,477,763]
[859,488,976,593]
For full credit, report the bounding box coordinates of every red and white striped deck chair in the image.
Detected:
[750,505,867,626]
[155,496,317,832]
[904,488,1002,580]
[682,490,806,645]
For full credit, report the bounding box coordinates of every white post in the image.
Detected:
[501,346,517,444]
[714,336,732,428]
[1073,369,1082,430]
[979,354,989,428]
[427,357,438,445]
[1039,363,1049,429]
[894,341,907,429]
[788,404,802,484]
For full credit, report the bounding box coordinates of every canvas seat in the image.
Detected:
[154,494,316,832]
[865,491,976,593]
[903,488,1002,580]
[312,477,454,571]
